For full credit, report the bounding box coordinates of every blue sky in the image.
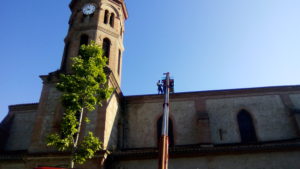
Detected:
[1,0,300,121]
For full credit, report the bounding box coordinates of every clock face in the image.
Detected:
[82,3,96,15]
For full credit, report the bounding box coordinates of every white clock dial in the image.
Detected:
[82,4,96,15]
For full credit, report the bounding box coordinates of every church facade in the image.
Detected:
[1,0,300,169]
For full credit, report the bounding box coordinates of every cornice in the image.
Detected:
[70,0,128,19]
[9,103,39,112]
[124,85,300,103]
[108,0,128,19]
[1,141,300,162]
[65,25,120,41]
[0,150,109,161]
[0,150,27,161]
[112,141,300,160]
[97,26,119,38]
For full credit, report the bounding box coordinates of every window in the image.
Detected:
[80,34,89,46]
[157,116,174,146]
[109,13,115,27]
[104,10,109,24]
[237,109,257,143]
[61,42,70,72]
[102,38,111,64]
[117,50,121,75]
[78,34,89,54]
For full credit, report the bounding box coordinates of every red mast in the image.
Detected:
[158,72,171,169]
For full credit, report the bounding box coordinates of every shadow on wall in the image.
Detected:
[104,93,121,150]
[0,113,14,150]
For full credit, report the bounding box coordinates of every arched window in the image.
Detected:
[237,109,257,143]
[104,10,109,24]
[102,38,111,64]
[61,42,70,72]
[78,34,89,54]
[117,50,121,75]
[157,116,174,147]
[109,13,115,27]
[80,34,89,46]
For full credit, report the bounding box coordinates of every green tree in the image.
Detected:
[47,42,113,168]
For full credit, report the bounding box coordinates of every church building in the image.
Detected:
[1,0,300,169]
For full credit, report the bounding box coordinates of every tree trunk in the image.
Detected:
[71,108,84,168]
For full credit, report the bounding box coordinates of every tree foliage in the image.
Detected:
[47,42,113,165]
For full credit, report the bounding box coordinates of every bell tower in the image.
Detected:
[61,0,128,86]
[29,0,128,158]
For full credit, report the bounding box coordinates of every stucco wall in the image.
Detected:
[289,94,300,108]
[125,97,204,148]
[85,109,98,134]
[125,90,300,148]
[103,94,120,149]
[289,94,300,130]
[113,151,300,169]
[126,100,163,148]
[207,95,298,144]
[5,109,37,151]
